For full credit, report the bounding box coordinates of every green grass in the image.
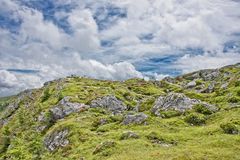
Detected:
[1,64,240,159]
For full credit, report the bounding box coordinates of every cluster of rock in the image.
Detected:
[152,93,216,116]
[0,102,19,127]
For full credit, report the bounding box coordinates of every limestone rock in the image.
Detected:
[186,81,196,88]
[152,93,200,116]
[90,95,127,115]
[50,97,89,121]
[122,113,148,125]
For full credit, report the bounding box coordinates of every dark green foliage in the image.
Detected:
[184,113,206,125]
[193,104,213,115]
[228,96,240,103]
[220,122,239,134]
[146,132,177,145]
[41,88,51,102]
[159,110,181,118]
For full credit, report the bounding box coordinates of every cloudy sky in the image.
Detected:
[0,0,240,96]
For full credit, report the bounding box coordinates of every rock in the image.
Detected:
[93,141,116,154]
[221,83,229,89]
[120,131,139,140]
[50,97,89,121]
[199,69,220,81]
[44,129,69,151]
[122,113,148,125]
[90,95,127,115]
[152,93,200,116]
[162,76,176,83]
[201,83,215,93]
[186,81,196,88]
[0,102,19,126]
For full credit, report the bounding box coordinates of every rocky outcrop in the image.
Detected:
[44,129,69,151]
[90,95,127,115]
[50,97,89,121]
[122,113,148,125]
[181,69,220,81]
[152,93,215,116]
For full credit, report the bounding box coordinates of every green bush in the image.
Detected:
[220,123,239,134]
[159,110,181,118]
[193,104,213,115]
[41,88,51,102]
[228,96,240,103]
[184,113,206,125]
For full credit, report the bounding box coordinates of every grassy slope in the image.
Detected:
[0,64,240,160]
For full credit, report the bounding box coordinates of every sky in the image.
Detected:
[0,0,240,96]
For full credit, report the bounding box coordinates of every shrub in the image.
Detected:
[184,113,206,125]
[193,104,213,115]
[220,123,239,134]
[159,110,181,118]
[228,96,240,103]
[146,132,177,145]
[41,88,51,102]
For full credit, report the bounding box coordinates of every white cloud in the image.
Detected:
[0,0,240,96]
[174,52,240,73]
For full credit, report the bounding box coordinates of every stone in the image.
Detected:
[199,69,220,81]
[220,83,229,89]
[44,129,69,151]
[162,76,176,83]
[50,97,89,121]
[186,81,196,88]
[201,83,215,93]
[152,93,200,116]
[90,95,127,115]
[122,113,148,125]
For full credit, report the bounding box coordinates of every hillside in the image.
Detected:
[0,63,240,160]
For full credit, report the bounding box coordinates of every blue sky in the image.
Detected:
[0,0,240,96]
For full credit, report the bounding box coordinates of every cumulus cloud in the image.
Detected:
[0,0,240,96]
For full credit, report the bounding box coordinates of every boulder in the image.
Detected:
[162,76,176,84]
[186,81,196,88]
[152,93,200,116]
[44,129,69,151]
[122,113,148,125]
[90,95,127,115]
[201,83,215,93]
[50,97,89,121]
[220,83,229,89]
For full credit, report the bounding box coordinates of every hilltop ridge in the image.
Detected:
[0,63,240,159]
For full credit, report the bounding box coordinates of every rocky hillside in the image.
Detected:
[0,63,240,160]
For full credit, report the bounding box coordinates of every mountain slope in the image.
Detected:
[0,64,240,160]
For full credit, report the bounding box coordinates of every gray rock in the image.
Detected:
[186,81,196,88]
[44,129,69,151]
[220,83,229,89]
[201,83,215,93]
[162,76,176,83]
[0,102,19,126]
[50,97,89,121]
[199,69,220,81]
[90,95,127,115]
[122,113,148,125]
[152,93,200,116]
